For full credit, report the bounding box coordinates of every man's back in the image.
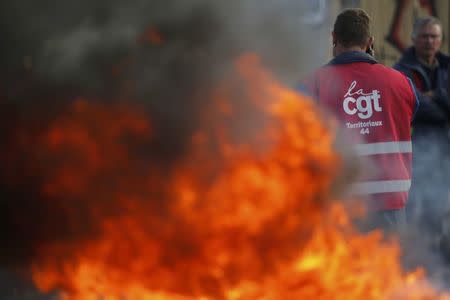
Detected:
[303,51,417,211]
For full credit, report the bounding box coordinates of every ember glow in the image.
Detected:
[8,54,450,299]
[138,26,164,45]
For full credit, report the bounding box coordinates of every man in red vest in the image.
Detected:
[300,8,418,229]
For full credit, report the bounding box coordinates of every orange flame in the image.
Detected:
[24,54,450,299]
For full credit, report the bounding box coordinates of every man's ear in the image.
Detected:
[368,36,374,49]
[332,31,337,46]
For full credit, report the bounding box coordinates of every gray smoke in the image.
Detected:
[399,134,450,289]
[0,0,329,89]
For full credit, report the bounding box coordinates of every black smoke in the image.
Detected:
[0,0,326,298]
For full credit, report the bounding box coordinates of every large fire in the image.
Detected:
[5,54,449,299]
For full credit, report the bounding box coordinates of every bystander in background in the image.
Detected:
[394,16,450,233]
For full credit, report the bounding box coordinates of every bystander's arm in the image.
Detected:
[394,65,448,123]
[429,87,450,115]
[413,89,448,123]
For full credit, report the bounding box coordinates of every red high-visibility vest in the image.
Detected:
[302,51,418,210]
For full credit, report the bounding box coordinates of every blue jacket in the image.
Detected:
[394,47,450,129]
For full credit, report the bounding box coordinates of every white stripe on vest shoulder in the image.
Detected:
[351,179,411,195]
[354,141,412,156]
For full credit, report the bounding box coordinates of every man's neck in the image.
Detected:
[418,55,437,67]
[334,45,366,57]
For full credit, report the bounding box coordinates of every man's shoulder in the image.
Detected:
[437,51,450,66]
[393,47,418,68]
[371,64,412,85]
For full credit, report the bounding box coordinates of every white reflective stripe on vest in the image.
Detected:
[354,141,412,156]
[351,179,411,195]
